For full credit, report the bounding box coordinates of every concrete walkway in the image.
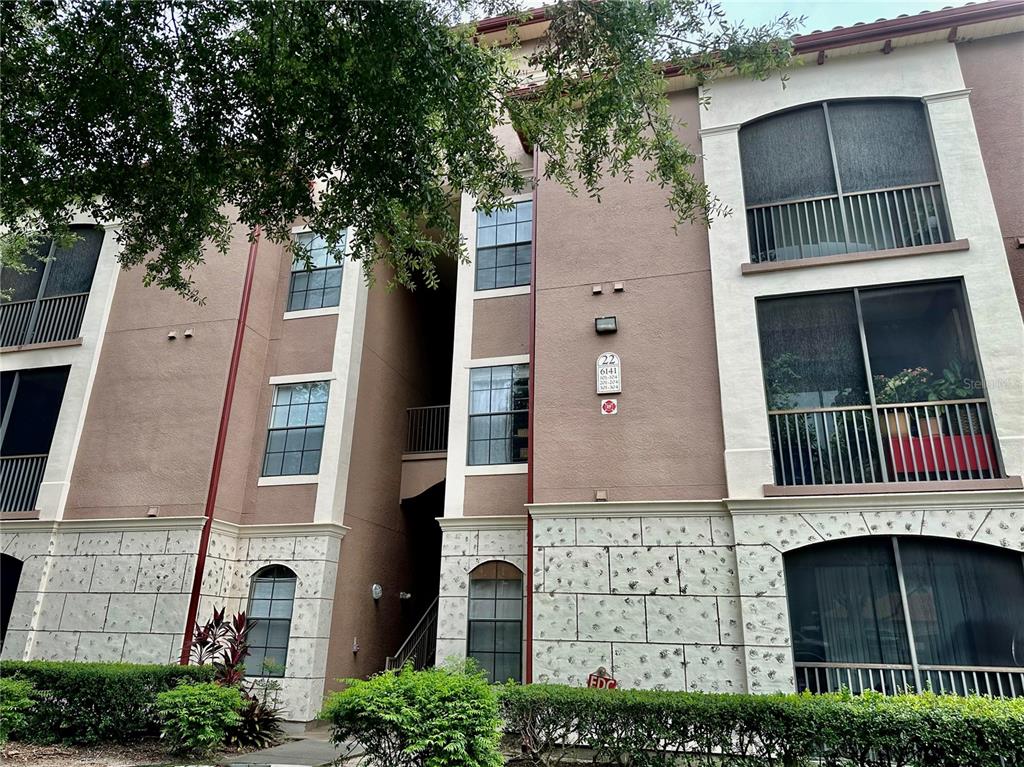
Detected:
[221,728,355,766]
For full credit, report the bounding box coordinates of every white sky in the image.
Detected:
[716,1,959,34]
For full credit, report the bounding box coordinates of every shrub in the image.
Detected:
[226,678,285,750]
[320,662,503,767]
[189,607,254,686]
[0,660,215,745]
[0,678,35,745]
[499,684,1024,767]
[156,682,243,757]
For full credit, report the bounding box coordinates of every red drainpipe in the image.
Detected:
[179,226,262,664]
[525,151,539,683]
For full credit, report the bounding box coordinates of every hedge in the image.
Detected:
[0,660,215,745]
[499,684,1024,767]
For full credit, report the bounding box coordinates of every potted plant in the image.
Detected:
[927,358,985,435]
[872,367,932,436]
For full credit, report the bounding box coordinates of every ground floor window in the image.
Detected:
[246,565,297,677]
[467,561,523,683]
[786,536,1024,696]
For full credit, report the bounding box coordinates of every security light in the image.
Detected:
[594,316,618,334]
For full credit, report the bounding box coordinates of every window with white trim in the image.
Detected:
[468,561,523,683]
[246,565,296,677]
[468,364,528,466]
[475,201,532,290]
[287,232,344,311]
[262,381,329,476]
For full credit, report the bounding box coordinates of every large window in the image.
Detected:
[739,99,950,262]
[262,381,329,477]
[468,561,523,683]
[475,201,532,291]
[757,280,1000,486]
[287,232,344,312]
[246,565,297,677]
[786,537,1024,695]
[468,364,528,466]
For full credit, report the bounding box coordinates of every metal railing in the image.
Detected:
[0,454,48,512]
[0,293,89,347]
[405,405,449,454]
[769,399,1001,486]
[748,182,951,263]
[385,597,438,671]
[796,661,1024,699]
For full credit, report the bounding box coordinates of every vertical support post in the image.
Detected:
[23,239,57,345]
[854,289,890,482]
[822,102,851,252]
[892,537,922,692]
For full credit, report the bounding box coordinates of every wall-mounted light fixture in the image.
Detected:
[594,316,618,334]
[371,583,383,601]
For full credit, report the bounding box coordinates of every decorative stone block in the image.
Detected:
[609,547,678,595]
[435,637,467,663]
[437,596,469,639]
[478,528,526,557]
[246,536,297,562]
[576,517,642,547]
[974,508,1024,551]
[296,535,339,561]
[290,598,333,639]
[105,593,158,633]
[284,637,329,679]
[532,549,545,593]
[803,512,870,541]
[577,595,645,642]
[136,554,188,593]
[4,592,37,632]
[90,555,142,593]
[59,593,110,632]
[46,557,96,593]
[533,519,575,547]
[441,531,478,557]
[710,516,736,546]
[645,595,719,645]
[746,646,795,693]
[3,533,52,558]
[296,560,338,599]
[206,531,238,560]
[543,547,610,594]
[120,531,168,555]
[735,546,786,597]
[684,644,746,692]
[164,528,202,555]
[862,509,924,537]
[678,546,738,596]
[534,640,611,687]
[922,508,988,541]
[439,557,471,597]
[533,593,577,641]
[732,513,822,549]
[0,630,28,660]
[76,533,124,556]
[32,630,80,661]
[717,597,744,645]
[49,534,81,556]
[612,643,687,691]
[642,517,712,547]
[123,632,175,665]
[76,632,126,662]
[741,596,791,646]
[152,593,191,632]
[200,557,226,594]
[31,592,67,632]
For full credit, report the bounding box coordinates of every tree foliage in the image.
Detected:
[1,0,799,300]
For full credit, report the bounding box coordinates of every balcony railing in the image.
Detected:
[796,661,1024,699]
[405,405,449,454]
[748,182,951,264]
[769,399,1001,487]
[0,293,90,347]
[0,454,48,512]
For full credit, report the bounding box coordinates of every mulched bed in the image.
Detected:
[0,739,259,767]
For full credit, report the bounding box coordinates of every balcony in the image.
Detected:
[0,293,90,348]
[401,405,449,503]
[0,455,48,512]
[405,404,450,454]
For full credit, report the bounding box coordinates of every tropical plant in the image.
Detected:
[190,607,253,685]
[872,367,933,404]
[763,352,804,411]
[0,677,35,745]
[155,682,243,757]
[926,357,981,401]
[225,678,285,750]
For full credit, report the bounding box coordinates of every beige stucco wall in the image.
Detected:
[532,88,727,504]
[471,294,530,359]
[464,474,528,516]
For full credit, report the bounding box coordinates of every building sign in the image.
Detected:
[600,398,618,415]
[587,667,618,689]
[596,352,621,394]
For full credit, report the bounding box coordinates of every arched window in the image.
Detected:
[246,565,297,678]
[1,554,24,648]
[468,561,523,683]
[785,537,1024,696]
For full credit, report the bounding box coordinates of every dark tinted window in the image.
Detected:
[43,227,104,296]
[1,366,70,455]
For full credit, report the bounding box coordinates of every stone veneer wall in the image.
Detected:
[528,496,1024,694]
[0,518,345,722]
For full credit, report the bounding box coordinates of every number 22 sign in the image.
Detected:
[596,352,621,395]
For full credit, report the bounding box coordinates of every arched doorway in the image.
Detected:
[785,536,1024,697]
[1,553,24,648]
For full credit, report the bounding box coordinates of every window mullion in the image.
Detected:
[854,288,890,483]
[0,372,21,448]
[821,102,851,254]
[24,239,58,345]
[891,537,923,691]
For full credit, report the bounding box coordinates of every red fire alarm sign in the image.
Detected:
[600,398,618,415]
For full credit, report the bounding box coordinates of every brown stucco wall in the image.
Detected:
[531,88,728,503]
[464,474,528,516]
[957,33,1024,315]
[471,294,530,359]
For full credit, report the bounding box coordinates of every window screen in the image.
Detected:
[43,227,104,296]
[1,367,70,456]
[262,381,329,476]
[0,237,50,303]
[468,365,528,465]
[468,561,523,683]
[247,565,297,677]
[475,201,532,291]
[288,232,344,312]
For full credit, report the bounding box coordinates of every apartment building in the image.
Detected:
[2,0,1023,721]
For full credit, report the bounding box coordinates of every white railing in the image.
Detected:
[406,406,449,454]
[795,661,1024,699]
[385,597,438,671]
[769,399,1001,486]
[748,182,950,263]
[0,292,89,347]
[0,454,48,512]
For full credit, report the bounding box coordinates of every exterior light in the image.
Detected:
[595,316,617,334]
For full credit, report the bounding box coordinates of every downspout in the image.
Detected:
[179,226,262,664]
[525,150,539,683]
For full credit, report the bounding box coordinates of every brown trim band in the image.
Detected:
[764,476,1023,497]
[740,239,970,274]
[0,338,84,354]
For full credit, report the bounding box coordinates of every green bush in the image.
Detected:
[0,678,35,745]
[499,684,1024,767]
[320,662,503,767]
[156,682,243,756]
[0,660,215,745]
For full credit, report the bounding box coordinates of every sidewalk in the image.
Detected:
[220,725,355,767]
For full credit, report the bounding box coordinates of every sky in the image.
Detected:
[716,1,958,34]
